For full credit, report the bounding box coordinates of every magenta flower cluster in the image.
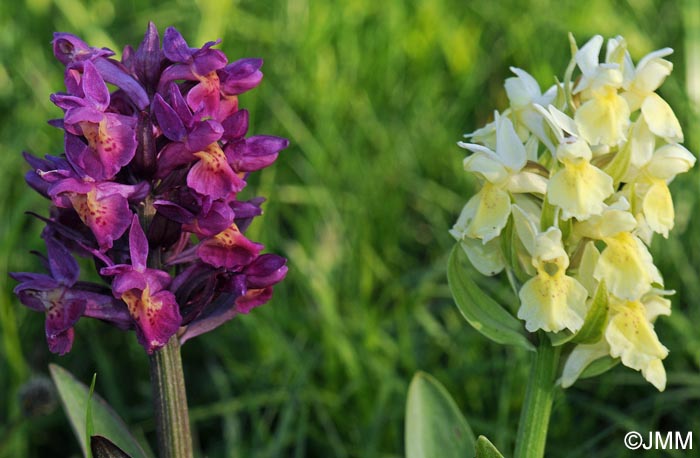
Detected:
[11,24,289,354]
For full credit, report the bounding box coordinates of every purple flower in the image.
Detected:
[101,216,182,353]
[153,86,245,199]
[51,61,137,180]
[197,223,263,269]
[177,254,287,342]
[48,177,145,251]
[11,238,130,355]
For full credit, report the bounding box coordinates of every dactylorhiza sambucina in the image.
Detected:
[450,35,695,391]
[11,23,289,355]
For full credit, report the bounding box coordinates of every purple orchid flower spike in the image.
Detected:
[11,238,130,354]
[101,216,182,353]
[15,24,288,356]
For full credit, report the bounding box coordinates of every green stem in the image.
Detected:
[513,334,561,458]
[149,336,193,458]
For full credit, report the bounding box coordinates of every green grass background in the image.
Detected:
[1,0,699,456]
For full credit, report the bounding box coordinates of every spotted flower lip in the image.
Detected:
[48,178,147,251]
[15,23,288,355]
[100,216,182,353]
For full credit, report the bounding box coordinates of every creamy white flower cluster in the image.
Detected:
[450,35,695,391]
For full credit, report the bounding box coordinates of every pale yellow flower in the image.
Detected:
[606,298,669,391]
[617,46,683,143]
[626,142,696,238]
[535,105,614,219]
[594,231,662,300]
[450,204,506,276]
[505,67,557,153]
[517,228,588,333]
[573,35,631,146]
[548,138,614,220]
[452,113,547,244]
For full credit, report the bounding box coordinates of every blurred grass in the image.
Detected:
[1,0,698,457]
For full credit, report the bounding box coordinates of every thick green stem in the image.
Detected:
[149,336,193,458]
[513,335,561,458]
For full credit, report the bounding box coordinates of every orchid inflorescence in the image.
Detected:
[450,34,695,391]
[12,23,289,355]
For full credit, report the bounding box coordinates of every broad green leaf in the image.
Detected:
[405,372,475,458]
[49,364,151,458]
[91,436,133,458]
[572,280,609,344]
[579,356,620,379]
[475,435,505,458]
[448,244,535,352]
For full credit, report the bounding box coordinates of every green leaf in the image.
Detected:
[49,364,152,458]
[405,372,475,458]
[572,280,609,344]
[579,356,620,379]
[475,435,505,458]
[447,244,535,352]
[91,436,133,458]
[86,373,97,458]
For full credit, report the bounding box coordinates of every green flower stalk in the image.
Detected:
[449,33,695,456]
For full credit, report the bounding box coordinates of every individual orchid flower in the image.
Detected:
[573,35,630,146]
[11,237,130,354]
[453,113,546,244]
[101,216,181,353]
[51,61,137,180]
[619,46,682,142]
[574,200,663,300]
[605,296,669,391]
[517,227,588,333]
[47,176,146,251]
[626,143,696,238]
[505,67,557,152]
[535,105,613,220]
